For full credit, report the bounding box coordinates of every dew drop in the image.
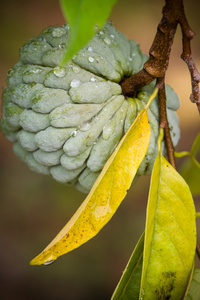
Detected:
[104,38,111,45]
[88,57,94,63]
[80,122,91,131]
[132,53,136,57]
[32,68,41,74]
[88,46,93,52]
[90,77,96,82]
[52,27,66,38]
[103,125,115,140]
[59,42,66,49]
[129,57,133,61]
[70,79,81,88]
[110,34,115,39]
[43,260,55,266]
[63,24,70,31]
[72,66,80,73]
[93,137,99,145]
[70,130,78,137]
[99,31,104,35]
[53,67,66,78]
[7,69,14,77]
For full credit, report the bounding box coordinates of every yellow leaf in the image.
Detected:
[140,135,197,299]
[30,89,158,266]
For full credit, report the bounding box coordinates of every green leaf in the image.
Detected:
[140,148,196,299]
[111,232,144,300]
[180,158,200,196]
[59,0,118,65]
[184,269,200,300]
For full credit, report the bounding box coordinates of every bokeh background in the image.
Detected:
[0,1,199,299]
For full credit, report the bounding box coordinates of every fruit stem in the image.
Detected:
[156,76,176,169]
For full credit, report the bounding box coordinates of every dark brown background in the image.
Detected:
[0,1,199,299]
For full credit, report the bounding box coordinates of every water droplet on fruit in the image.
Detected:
[72,66,80,73]
[103,125,115,140]
[71,130,78,137]
[58,42,66,49]
[104,38,111,45]
[64,24,70,31]
[88,57,94,63]
[93,137,99,145]
[32,68,41,74]
[7,69,14,77]
[52,27,66,38]
[80,122,91,131]
[70,79,81,88]
[53,67,66,78]
[43,260,55,266]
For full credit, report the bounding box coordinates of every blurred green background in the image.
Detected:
[0,1,199,299]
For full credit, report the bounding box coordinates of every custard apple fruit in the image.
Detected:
[1,23,180,193]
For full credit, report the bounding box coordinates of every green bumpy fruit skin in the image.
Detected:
[1,23,180,193]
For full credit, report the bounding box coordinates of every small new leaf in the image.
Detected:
[140,132,196,299]
[30,88,160,265]
[59,0,117,65]
[111,232,144,300]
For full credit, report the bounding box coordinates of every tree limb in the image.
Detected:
[121,0,200,113]
[121,0,200,168]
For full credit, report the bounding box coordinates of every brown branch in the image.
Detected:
[178,3,200,113]
[121,69,154,97]
[121,0,200,114]
[121,0,178,97]
[157,77,176,169]
[121,0,200,171]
